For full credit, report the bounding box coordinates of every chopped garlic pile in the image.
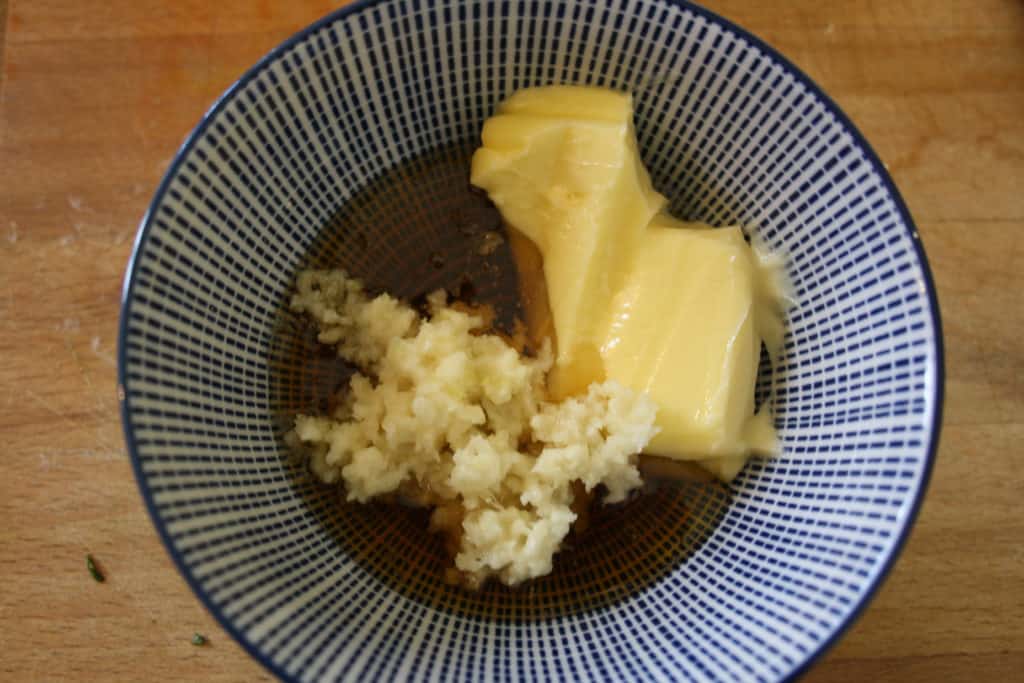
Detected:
[289,270,658,587]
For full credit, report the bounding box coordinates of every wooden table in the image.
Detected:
[2,1,1021,680]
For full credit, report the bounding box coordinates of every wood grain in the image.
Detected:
[1,1,1021,681]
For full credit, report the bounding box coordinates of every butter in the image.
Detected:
[601,225,779,466]
[472,86,666,397]
[471,86,787,480]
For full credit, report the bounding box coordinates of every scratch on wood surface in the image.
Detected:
[67,335,104,407]
[90,335,117,368]
[60,318,81,333]
[132,115,151,149]
[37,448,124,470]
[65,334,121,454]
[24,388,70,421]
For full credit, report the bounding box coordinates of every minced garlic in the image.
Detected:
[289,269,658,587]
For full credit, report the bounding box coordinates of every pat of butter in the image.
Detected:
[471,86,786,480]
[472,86,666,397]
[602,224,779,470]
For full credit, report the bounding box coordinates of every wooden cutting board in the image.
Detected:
[1,1,1021,680]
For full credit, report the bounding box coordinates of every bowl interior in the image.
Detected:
[120,1,942,681]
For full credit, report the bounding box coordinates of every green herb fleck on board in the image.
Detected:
[86,554,105,583]
[191,633,208,646]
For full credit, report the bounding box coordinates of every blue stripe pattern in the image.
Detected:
[119,1,943,681]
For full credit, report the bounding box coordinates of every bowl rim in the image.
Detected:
[117,1,945,680]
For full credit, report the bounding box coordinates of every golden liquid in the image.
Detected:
[269,142,731,619]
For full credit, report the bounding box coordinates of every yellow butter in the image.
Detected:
[601,225,779,463]
[471,86,786,480]
[472,86,665,397]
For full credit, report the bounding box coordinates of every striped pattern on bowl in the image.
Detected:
[119,1,943,681]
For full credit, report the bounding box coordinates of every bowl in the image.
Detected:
[119,1,944,680]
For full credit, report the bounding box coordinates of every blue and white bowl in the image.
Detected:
[119,1,944,681]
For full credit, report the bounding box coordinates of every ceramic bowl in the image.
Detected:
[119,1,944,680]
